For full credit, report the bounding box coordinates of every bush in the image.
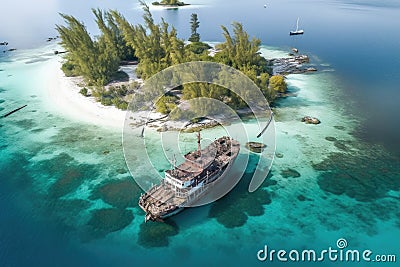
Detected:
[79,87,88,96]
[110,71,129,82]
[61,62,79,77]
[129,81,141,90]
[269,75,287,93]
[111,97,129,110]
[116,85,128,97]
[185,42,211,54]
[155,95,178,114]
[100,97,113,106]
[117,101,128,110]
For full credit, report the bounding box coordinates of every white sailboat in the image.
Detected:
[290,17,304,35]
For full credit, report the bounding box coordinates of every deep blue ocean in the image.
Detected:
[0,0,399,266]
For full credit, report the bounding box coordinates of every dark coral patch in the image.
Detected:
[334,140,350,151]
[281,168,301,178]
[0,153,32,190]
[334,125,346,130]
[209,205,248,228]
[315,150,400,202]
[297,194,312,201]
[14,119,36,130]
[30,128,45,133]
[35,153,74,173]
[263,178,278,187]
[35,153,98,198]
[325,136,337,142]
[45,199,91,226]
[90,178,141,208]
[208,171,273,228]
[116,168,128,174]
[297,194,306,201]
[51,126,93,144]
[49,168,87,198]
[138,221,179,248]
[86,208,133,239]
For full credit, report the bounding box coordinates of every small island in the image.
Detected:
[55,1,316,131]
[152,0,189,7]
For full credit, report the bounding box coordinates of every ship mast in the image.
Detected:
[197,131,201,156]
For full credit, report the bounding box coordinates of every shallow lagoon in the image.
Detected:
[0,0,399,266]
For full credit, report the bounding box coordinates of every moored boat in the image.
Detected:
[290,17,304,35]
[139,132,240,222]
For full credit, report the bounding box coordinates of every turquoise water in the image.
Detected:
[1,1,400,266]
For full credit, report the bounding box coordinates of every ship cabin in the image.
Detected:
[164,151,216,189]
[164,135,234,190]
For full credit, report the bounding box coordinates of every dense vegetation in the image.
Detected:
[152,0,187,6]
[56,1,287,112]
[57,9,134,87]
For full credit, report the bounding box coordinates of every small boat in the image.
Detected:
[290,17,304,36]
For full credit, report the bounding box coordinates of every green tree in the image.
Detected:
[155,95,178,114]
[188,13,200,42]
[269,75,287,93]
[92,9,135,61]
[112,1,186,79]
[56,13,120,86]
[216,22,268,75]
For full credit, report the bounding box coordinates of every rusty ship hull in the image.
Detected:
[139,136,240,222]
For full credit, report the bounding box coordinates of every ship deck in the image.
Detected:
[139,136,240,222]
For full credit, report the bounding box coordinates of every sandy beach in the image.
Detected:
[45,58,126,129]
[43,57,186,131]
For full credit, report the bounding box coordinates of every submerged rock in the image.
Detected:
[245,142,267,153]
[271,54,311,75]
[301,116,321,124]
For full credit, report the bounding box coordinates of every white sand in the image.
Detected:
[45,59,126,129]
[43,58,186,131]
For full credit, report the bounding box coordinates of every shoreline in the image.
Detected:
[44,45,314,131]
[45,58,126,129]
[45,57,186,131]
